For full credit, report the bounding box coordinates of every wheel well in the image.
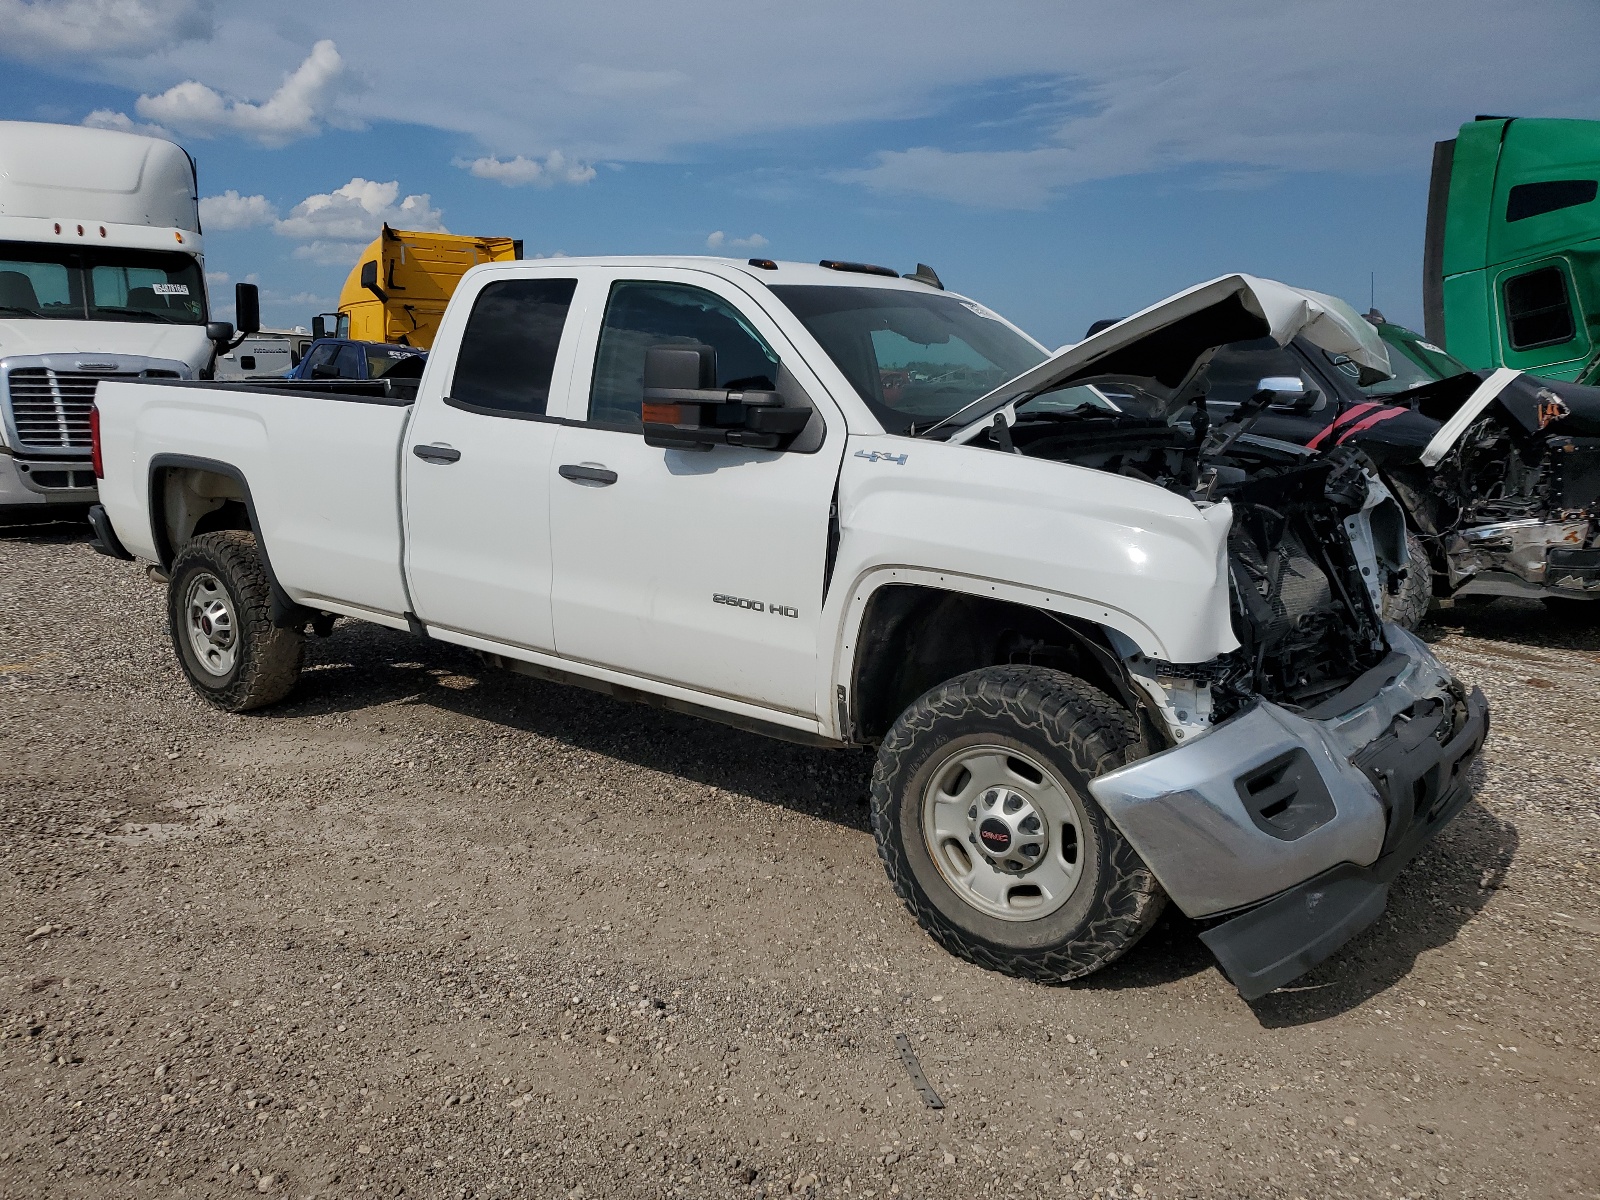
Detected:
[155,466,252,563]
[848,584,1138,743]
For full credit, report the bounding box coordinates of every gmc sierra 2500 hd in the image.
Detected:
[87,259,1489,999]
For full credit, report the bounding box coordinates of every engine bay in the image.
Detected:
[977,408,1394,712]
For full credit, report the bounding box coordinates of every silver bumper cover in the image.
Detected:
[1089,626,1486,918]
[0,448,97,508]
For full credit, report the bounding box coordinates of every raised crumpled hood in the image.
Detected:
[954,274,1390,438]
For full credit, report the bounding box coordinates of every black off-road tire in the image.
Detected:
[1384,528,1434,631]
[167,530,304,712]
[870,665,1167,983]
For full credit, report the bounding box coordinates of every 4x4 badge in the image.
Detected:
[855,449,908,465]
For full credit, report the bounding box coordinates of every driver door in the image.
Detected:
[546,269,846,718]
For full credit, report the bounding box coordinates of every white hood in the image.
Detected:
[0,319,213,372]
[953,274,1390,439]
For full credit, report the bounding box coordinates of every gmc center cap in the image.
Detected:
[977,818,1013,854]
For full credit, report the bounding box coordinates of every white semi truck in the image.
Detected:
[88,259,1488,998]
[0,120,257,516]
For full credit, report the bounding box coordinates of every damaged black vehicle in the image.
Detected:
[1101,313,1600,623]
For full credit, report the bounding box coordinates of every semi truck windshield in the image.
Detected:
[0,241,206,325]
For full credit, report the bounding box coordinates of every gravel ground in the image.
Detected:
[1,521,1597,1200]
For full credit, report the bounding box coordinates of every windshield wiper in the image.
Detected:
[911,389,1020,439]
[0,304,44,317]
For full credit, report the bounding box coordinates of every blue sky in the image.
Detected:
[3,0,1598,344]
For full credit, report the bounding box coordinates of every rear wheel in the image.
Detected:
[870,665,1166,983]
[167,530,304,711]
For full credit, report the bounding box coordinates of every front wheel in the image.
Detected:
[870,665,1166,983]
[167,530,304,712]
[1384,528,1433,631]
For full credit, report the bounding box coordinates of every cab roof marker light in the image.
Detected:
[819,259,898,278]
[748,258,778,270]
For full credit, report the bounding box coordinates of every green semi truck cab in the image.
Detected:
[1425,116,1600,380]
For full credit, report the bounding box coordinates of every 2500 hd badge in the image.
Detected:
[713,593,800,618]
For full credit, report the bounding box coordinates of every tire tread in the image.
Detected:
[870,665,1166,984]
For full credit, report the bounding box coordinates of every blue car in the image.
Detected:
[289,338,425,383]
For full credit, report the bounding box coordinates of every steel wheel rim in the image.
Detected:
[920,743,1087,923]
[184,572,238,677]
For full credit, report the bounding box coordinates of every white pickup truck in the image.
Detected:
[88,258,1488,999]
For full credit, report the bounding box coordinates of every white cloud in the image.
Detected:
[0,0,212,59]
[706,231,768,251]
[205,270,229,284]
[39,1,1600,210]
[266,178,446,267]
[454,152,596,188]
[128,39,347,147]
[288,241,370,267]
[81,108,169,138]
[199,190,278,230]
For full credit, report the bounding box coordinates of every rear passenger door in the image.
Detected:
[402,272,581,651]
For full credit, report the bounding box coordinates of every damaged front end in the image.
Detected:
[1407,370,1600,601]
[947,274,1490,998]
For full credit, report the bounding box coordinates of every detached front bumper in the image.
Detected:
[1089,626,1488,999]
[1449,517,1600,600]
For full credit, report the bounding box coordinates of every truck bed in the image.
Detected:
[93,378,416,624]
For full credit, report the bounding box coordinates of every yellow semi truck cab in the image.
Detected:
[325,225,521,349]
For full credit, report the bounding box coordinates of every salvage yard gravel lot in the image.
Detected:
[1,522,1597,1200]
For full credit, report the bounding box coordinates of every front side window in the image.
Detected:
[334,345,364,378]
[1190,340,1327,411]
[589,281,779,430]
[302,344,339,378]
[772,285,1046,434]
[450,278,578,418]
[0,241,205,324]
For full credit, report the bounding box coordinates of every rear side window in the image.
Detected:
[1504,266,1576,350]
[589,281,778,430]
[449,278,578,418]
[366,346,420,378]
[1506,179,1598,223]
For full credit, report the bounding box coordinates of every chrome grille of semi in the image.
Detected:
[4,369,135,450]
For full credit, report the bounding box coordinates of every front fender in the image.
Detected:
[828,435,1239,666]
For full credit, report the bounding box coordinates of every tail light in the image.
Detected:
[90,404,104,478]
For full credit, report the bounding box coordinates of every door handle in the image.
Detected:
[413,443,461,464]
[558,463,618,486]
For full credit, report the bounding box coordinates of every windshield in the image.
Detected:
[0,241,206,325]
[770,285,1047,434]
[366,345,423,378]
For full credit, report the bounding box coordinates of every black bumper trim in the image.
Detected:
[86,504,133,560]
[1200,686,1489,1001]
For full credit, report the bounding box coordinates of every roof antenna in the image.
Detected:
[903,263,944,290]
